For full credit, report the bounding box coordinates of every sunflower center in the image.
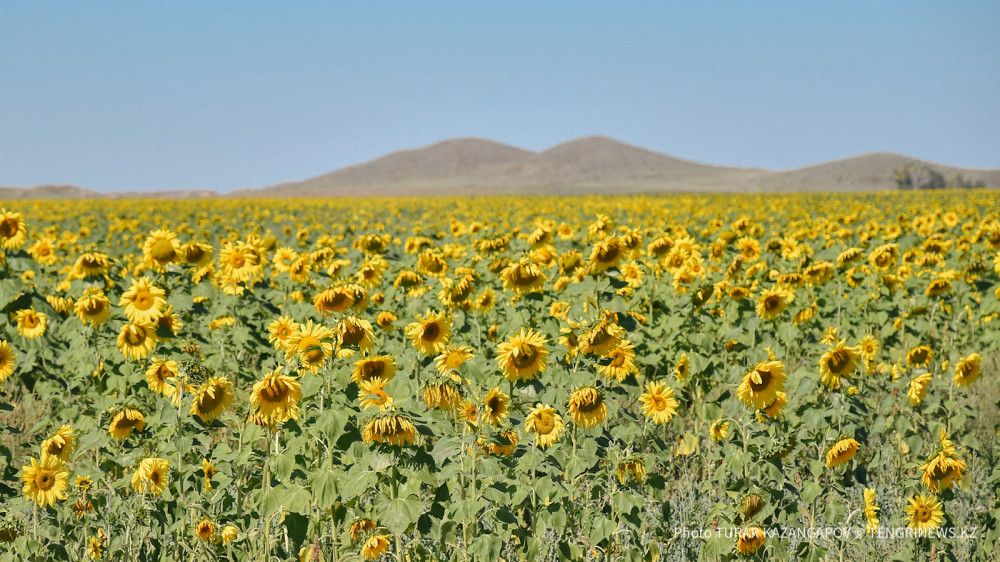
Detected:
[749,370,772,393]
[196,386,225,414]
[23,315,39,329]
[534,412,555,434]
[512,345,538,369]
[36,471,54,490]
[125,328,146,346]
[261,383,288,403]
[828,350,851,374]
[421,323,440,341]
[298,336,324,362]
[764,296,782,311]
[186,246,205,262]
[597,245,619,263]
[576,397,602,413]
[150,471,160,485]
[229,253,246,268]
[0,218,18,238]
[83,300,105,315]
[341,325,364,346]
[651,395,667,411]
[916,506,929,521]
[150,239,176,262]
[134,292,153,310]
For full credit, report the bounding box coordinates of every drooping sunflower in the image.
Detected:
[190,376,234,423]
[405,310,453,356]
[757,391,788,421]
[423,377,464,410]
[616,456,647,485]
[567,386,607,428]
[361,411,417,446]
[181,241,214,267]
[709,418,730,441]
[953,353,981,386]
[313,286,356,315]
[375,311,398,331]
[40,425,74,461]
[674,353,690,382]
[825,437,860,467]
[906,345,933,369]
[352,355,397,385]
[250,369,303,425]
[349,518,377,542]
[20,454,69,507]
[905,494,944,533]
[639,381,679,425]
[358,377,393,411]
[145,358,179,397]
[500,259,547,294]
[285,320,335,374]
[908,372,933,406]
[74,287,112,326]
[579,317,624,356]
[863,488,880,533]
[920,451,966,493]
[119,278,167,325]
[142,229,181,270]
[0,340,16,382]
[15,308,47,339]
[195,519,216,542]
[434,345,475,375]
[481,387,510,426]
[755,285,794,321]
[818,340,859,389]
[597,340,639,382]
[589,236,623,273]
[736,527,766,555]
[334,316,375,359]
[116,322,157,360]
[737,361,786,408]
[131,457,171,496]
[201,458,216,491]
[497,328,549,383]
[109,408,146,440]
[524,404,565,449]
[70,252,111,279]
[360,534,391,560]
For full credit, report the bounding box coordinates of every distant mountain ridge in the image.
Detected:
[3,136,998,199]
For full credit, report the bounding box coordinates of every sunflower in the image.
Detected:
[597,340,639,382]
[639,381,679,425]
[825,437,860,467]
[858,335,879,362]
[579,318,624,356]
[524,404,565,449]
[953,353,981,386]
[358,377,394,411]
[313,286,356,315]
[375,311,398,331]
[142,229,181,270]
[131,457,171,496]
[906,494,944,533]
[74,287,111,326]
[15,308,46,339]
[567,386,607,428]
[0,209,28,250]
[119,278,167,325]
[201,458,216,491]
[195,519,216,542]
[116,322,157,360]
[434,345,475,375]
[863,489,880,533]
[21,454,69,507]
[0,340,16,382]
[250,369,302,425]
[266,316,299,352]
[190,376,234,423]
[906,345,933,369]
[925,277,952,297]
[352,355,397,385]
[500,259,547,294]
[28,237,58,266]
[497,328,549,383]
[736,527,766,555]
[908,372,933,406]
[737,361,786,408]
[757,391,787,421]
[361,411,417,446]
[709,418,730,441]
[405,310,453,356]
[180,241,213,267]
[71,252,111,279]
[109,408,146,440]
[360,534,391,560]
[481,387,510,426]
[285,320,335,374]
[589,237,623,273]
[616,456,647,485]
[755,285,794,321]
[41,425,74,461]
[333,316,375,359]
[146,358,180,396]
[218,241,260,282]
[674,353,690,382]
[818,341,859,389]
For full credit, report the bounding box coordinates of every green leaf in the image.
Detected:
[383,495,422,536]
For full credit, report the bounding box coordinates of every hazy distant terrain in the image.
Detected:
[3,136,998,199]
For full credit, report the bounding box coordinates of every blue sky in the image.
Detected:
[1,1,997,192]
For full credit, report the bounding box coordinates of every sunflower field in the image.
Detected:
[1,191,1000,561]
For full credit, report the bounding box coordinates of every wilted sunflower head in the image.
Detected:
[906,345,933,369]
[818,341,859,389]
[108,407,146,440]
[250,369,303,425]
[567,386,607,428]
[825,437,860,468]
[352,355,396,385]
[361,411,417,446]
[190,376,234,423]
[524,404,565,449]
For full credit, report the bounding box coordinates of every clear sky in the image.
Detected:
[1,1,998,192]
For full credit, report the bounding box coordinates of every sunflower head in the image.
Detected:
[567,386,607,428]
[361,411,417,446]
